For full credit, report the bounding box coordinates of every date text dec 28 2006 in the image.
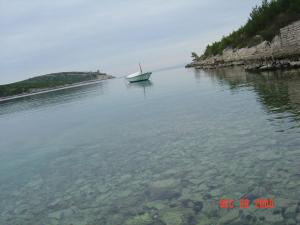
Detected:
[219,198,275,209]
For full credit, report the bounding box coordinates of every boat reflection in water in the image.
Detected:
[126,80,153,98]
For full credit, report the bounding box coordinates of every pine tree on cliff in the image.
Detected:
[201,0,300,58]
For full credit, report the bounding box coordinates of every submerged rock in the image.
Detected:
[107,214,125,225]
[241,193,259,203]
[48,211,62,220]
[196,214,216,225]
[125,213,154,225]
[286,218,297,225]
[262,209,284,223]
[180,199,203,214]
[193,201,204,214]
[161,211,184,225]
[284,205,298,219]
[218,209,239,225]
[146,201,167,210]
[256,151,281,161]
[146,178,181,200]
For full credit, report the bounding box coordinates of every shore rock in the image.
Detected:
[186,20,300,72]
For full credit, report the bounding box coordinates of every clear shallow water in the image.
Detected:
[0,67,299,225]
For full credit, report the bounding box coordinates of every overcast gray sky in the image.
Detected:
[0,0,261,84]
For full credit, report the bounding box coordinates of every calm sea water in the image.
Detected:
[0,67,299,225]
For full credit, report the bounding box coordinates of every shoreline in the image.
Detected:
[186,56,300,72]
[0,75,114,103]
[187,20,300,73]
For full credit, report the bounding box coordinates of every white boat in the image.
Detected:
[126,64,152,83]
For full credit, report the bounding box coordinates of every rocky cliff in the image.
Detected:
[187,20,300,71]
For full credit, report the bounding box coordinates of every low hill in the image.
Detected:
[0,71,114,98]
[199,0,300,59]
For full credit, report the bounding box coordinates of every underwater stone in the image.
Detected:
[284,205,298,218]
[181,187,193,200]
[259,216,265,221]
[180,199,203,214]
[13,204,28,215]
[198,183,208,192]
[181,199,194,208]
[218,209,239,224]
[272,209,281,215]
[286,218,297,225]
[241,212,256,223]
[146,201,167,210]
[161,211,183,225]
[242,186,265,202]
[243,193,259,202]
[48,211,62,220]
[196,214,215,225]
[189,178,202,185]
[96,184,110,193]
[125,213,153,225]
[203,193,212,200]
[245,214,253,221]
[203,203,219,218]
[48,218,60,225]
[117,189,132,198]
[26,178,43,189]
[107,214,125,225]
[61,207,76,218]
[48,199,62,209]
[147,178,181,200]
[264,210,284,223]
[237,129,251,135]
[193,201,203,214]
[256,151,281,161]
[119,174,132,183]
[286,180,299,189]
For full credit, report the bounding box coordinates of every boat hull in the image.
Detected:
[126,72,152,83]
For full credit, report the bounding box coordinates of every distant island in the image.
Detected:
[187,0,300,71]
[0,71,114,100]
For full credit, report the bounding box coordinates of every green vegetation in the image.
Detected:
[202,0,300,58]
[0,71,105,98]
[191,52,200,61]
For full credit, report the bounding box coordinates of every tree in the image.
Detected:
[191,52,200,61]
[199,0,300,59]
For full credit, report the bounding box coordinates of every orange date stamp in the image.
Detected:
[219,198,275,209]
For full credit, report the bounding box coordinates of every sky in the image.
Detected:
[0,0,261,84]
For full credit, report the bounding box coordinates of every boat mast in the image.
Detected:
[139,63,143,74]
